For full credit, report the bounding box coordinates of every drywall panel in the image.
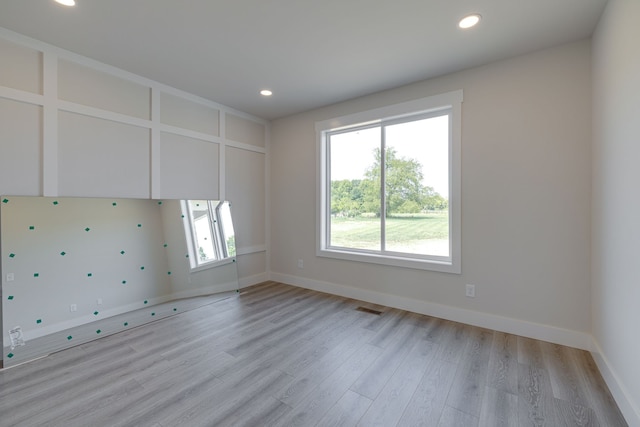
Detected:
[226,147,265,248]
[592,0,640,423]
[58,112,150,198]
[0,98,42,196]
[225,113,265,147]
[1,197,171,348]
[270,41,592,336]
[58,59,150,119]
[158,132,219,200]
[160,92,219,136]
[0,38,42,94]
[237,251,266,283]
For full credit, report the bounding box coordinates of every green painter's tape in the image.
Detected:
[2,198,9,203]
[85,227,90,232]
[163,244,168,248]
[60,251,66,256]
[137,224,142,228]
[87,273,93,277]
[120,250,125,255]
[9,253,15,258]
[173,308,177,312]
[181,215,185,218]
[8,295,14,300]
[144,300,148,304]
[67,336,73,340]
[112,202,117,206]
[140,266,145,270]
[96,329,101,334]
[122,280,127,284]
[157,201,163,205]
[94,311,99,316]
[53,201,59,205]
[29,225,35,230]
[185,254,189,258]
[151,312,156,316]
[124,322,128,327]
[167,271,172,275]
[34,273,39,278]
[36,319,42,324]
[7,353,13,358]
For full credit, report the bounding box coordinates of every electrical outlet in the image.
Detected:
[97,298,103,305]
[6,273,14,282]
[465,284,476,298]
[70,304,77,312]
[297,259,304,269]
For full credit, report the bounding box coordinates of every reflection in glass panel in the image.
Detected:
[188,200,217,265]
[217,201,236,258]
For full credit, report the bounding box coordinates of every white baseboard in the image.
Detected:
[3,294,174,347]
[238,271,269,288]
[591,339,640,427]
[269,272,593,351]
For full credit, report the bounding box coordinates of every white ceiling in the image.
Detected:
[0,0,607,120]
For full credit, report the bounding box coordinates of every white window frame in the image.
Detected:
[181,200,235,272]
[316,90,462,273]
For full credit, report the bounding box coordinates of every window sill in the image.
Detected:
[317,248,460,274]
[190,257,235,274]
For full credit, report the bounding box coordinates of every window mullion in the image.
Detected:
[380,125,386,252]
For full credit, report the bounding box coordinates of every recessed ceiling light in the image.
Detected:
[458,14,481,29]
[55,0,76,6]
[260,89,273,97]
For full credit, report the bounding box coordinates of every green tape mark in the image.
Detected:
[85,227,90,232]
[53,200,59,205]
[157,201,163,205]
[163,243,168,248]
[36,319,42,324]
[232,259,236,263]
[137,224,142,228]
[9,253,15,258]
[112,202,117,206]
[144,300,148,304]
[93,311,99,315]
[34,273,39,278]
[185,254,189,258]
[124,322,129,327]
[122,280,127,284]
[196,203,200,207]
[96,329,101,334]
[151,312,155,316]
[7,353,13,358]
[167,271,172,275]
[60,251,66,256]
[120,250,125,255]
[173,308,177,312]
[181,214,185,218]
[29,225,35,230]
[140,266,145,270]
[67,336,73,340]
[2,198,9,204]
[87,273,93,277]
[8,295,14,300]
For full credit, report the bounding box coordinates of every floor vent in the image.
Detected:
[356,306,383,315]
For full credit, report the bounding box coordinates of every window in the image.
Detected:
[316,91,462,273]
[182,200,236,270]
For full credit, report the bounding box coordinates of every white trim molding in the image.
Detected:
[270,271,594,351]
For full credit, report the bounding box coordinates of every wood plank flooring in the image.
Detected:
[0,281,628,426]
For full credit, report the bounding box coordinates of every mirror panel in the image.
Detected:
[1,196,238,367]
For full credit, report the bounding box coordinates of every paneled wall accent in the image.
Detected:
[0,27,268,206]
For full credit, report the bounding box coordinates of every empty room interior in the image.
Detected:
[0,0,638,426]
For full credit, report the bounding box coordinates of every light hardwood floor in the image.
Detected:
[0,281,628,426]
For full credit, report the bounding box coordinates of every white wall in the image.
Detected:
[271,40,593,348]
[0,26,269,287]
[592,0,640,423]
